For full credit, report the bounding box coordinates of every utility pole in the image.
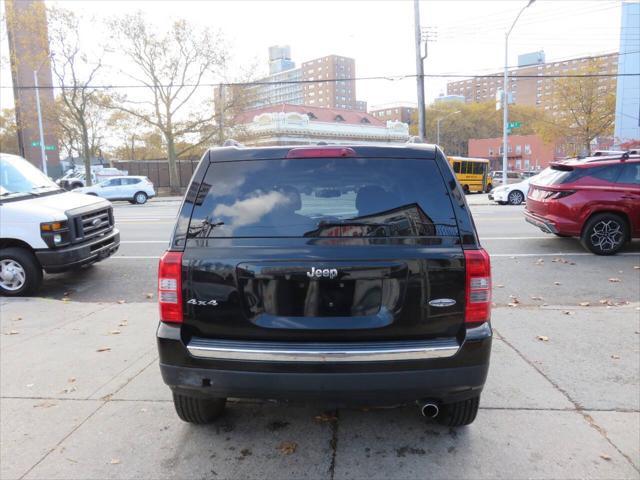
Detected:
[502,0,536,183]
[217,83,225,146]
[413,0,426,141]
[33,69,48,176]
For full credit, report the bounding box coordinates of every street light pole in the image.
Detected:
[413,0,427,141]
[33,69,48,176]
[502,0,535,183]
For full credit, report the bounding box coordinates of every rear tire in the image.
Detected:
[485,184,493,193]
[172,392,226,424]
[462,185,470,194]
[507,190,524,205]
[437,396,480,427]
[0,248,42,296]
[580,213,627,255]
[133,191,148,205]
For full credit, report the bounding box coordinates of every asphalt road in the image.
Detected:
[38,197,640,308]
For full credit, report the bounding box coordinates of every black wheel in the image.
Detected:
[437,396,480,427]
[507,190,525,205]
[70,183,83,190]
[497,201,507,205]
[553,233,571,237]
[172,392,226,424]
[133,191,148,205]
[485,184,493,193]
[580,213,628,255]
[462,185,470,194]
[0,248,42,296]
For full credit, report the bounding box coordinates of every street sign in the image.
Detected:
[508,121,522,129]
[31,141,56,151]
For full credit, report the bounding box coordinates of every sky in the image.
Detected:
[0,0,627,112]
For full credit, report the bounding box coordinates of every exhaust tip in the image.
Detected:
[420,403,439,418]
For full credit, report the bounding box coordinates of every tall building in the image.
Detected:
[369,103,418,125]
[4,0,60,174]
[218,47,366,114]
[446,52,618,111]
[614,1,640,147]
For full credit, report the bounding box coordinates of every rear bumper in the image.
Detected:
[524,210,558,234]
[35,229,120,273]
[157,322,492,404]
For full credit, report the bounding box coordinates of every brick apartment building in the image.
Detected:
[468,134,556,172]
[369,103,418,125]
[446,52,618,111]
[217,47,367,114]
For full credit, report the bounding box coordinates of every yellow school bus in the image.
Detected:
[448,156,491,193]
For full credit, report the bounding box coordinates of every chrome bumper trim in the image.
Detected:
[186,338,460,362]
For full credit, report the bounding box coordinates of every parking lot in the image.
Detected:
[2,196,639,479]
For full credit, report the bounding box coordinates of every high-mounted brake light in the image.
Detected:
[464,249,491,325]
[158,251,183,323]
[286,147,357,158]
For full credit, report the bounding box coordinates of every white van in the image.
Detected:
[0,153,120,296]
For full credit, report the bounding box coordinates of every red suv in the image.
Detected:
[525,153,640,255]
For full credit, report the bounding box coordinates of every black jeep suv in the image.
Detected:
[157,144,492,426]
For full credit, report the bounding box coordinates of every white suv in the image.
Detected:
[77,176,155,204]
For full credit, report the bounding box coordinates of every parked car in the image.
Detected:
[76,176,155,204]
[489,175,536,205]
[157,144,492,426]
[489,171,524,187]
[57,167,127,190]
[525,153,640,255]
[0,153,120,296]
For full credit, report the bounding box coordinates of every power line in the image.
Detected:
[1,72,637,90]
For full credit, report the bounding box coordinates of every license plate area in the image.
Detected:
[237,262,407,321]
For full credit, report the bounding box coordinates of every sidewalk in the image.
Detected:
[1,298,638,479]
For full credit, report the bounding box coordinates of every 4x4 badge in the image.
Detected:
[428,298,456,308]
[187,299,219,306]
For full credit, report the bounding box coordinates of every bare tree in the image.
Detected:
[48,8,104,184]
[110,13,227,192]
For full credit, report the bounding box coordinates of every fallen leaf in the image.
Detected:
[535,258,544,265]
[633,265,640,270]
[34,401,56,408]
[117,299,126,304]
[314,413,337,424]
[563,310,574,315]
[530,295,543,301]
[118,320,128,327]
[541,303,549,307]
[61,385,77,394]
[608,278,621,283]
[507,302,519,307]
[68,377,76,383]
[26,383,34,388]
[277,441,297,455]
[96,347,111,352]
[536,335,549,342]
[610,354,620,359]
[495,284,505,288]
[4,330,19,335]
[109,330,121,335]
[14,316,22,321]
[554,282,561,286]
[145,293,154,299]
[600,454,611,461]
[110,459,121,465]
[578,302,590,307]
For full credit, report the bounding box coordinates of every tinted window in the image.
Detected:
[190,158,458,238]
[589,165,621,182]
[107,179,122,186]
[617,163,640,185]
[125,178,141,185]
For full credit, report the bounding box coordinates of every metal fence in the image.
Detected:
[111,159,200,189]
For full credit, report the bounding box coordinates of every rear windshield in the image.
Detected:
[535,164,624,186]
[189,158,458,238]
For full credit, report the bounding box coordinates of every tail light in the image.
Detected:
[464,249,491,325]
[158,251,183,323]
[286,147,356,158]
[545,190,575,200]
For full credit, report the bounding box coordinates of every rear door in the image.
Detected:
[182,155,466,342]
